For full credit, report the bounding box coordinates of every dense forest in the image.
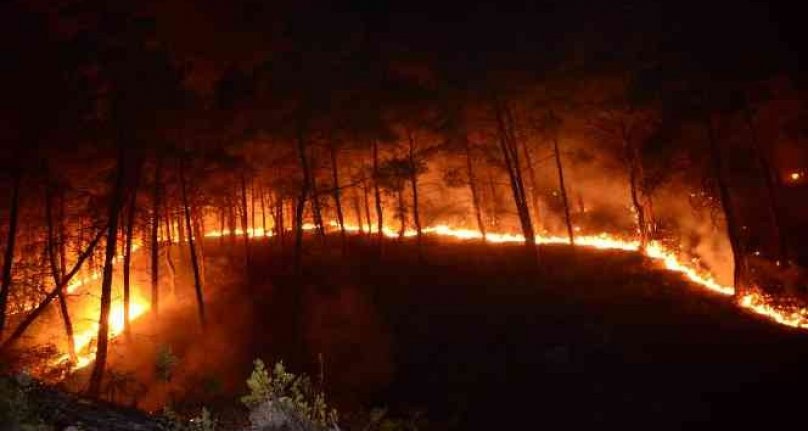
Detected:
[1,0,807,429]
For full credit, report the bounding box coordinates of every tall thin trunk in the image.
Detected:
[228,196,237,243]
[0,168,22,337]
[462,136,486,240]
[260,185,267,238]
[46,182,77,363]
[705,116,747,296]
[294,130,312,274]
[407,131,423,248]
[88,145,127,397]
[744,104,787,263]
[250,179,256,235]
[363,180,372,234]
[487,170,500,229]
[218,206,226,245]
[275,195,285,248]
[352,187,364,233]
[193,209,206,286]
[397,189,406,239]
[328,141,346,247]
[372,141,384,241]
[240,172,251,268]
[180,158,206,327]
[163,212,177,297]
[150,159,161,316]
[621,123,648,249]
[123,166,140,339]
[552,134,575,245]
[0,225,106,352]
[309,159,326,239]
[519,135,542,232]
[494,100,536,260]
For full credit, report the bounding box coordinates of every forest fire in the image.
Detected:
[206,220,807,331]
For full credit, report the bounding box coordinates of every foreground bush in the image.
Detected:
[241,360,339,431]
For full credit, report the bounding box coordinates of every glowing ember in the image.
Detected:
[790,171,802,181]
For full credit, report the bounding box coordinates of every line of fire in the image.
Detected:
[1,0,807,429]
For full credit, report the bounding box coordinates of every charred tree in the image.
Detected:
[328,140,347,248]
[407,131,423,249]
[705,116,748,296]
[293,130,313,274]
[363,180,373,234]
[150,158,161,316]
[88,145,128,397]
[494,100,537,261]
[519,135,542,232]
[180,157,207,327]
[163,212,177,297]
[45,181,77,363]
[0,168,22,338]
[372,140,384,242]
[308,157,326,239]
[0,225,106,352]
[260,185,267,238]
[553,136,575,245]
[122,164,141,339]
[743,104,788,263]
[462,135,487,241]
[240,172,251,268]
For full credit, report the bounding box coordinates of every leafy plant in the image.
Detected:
[0,372,47,429]
[242,359,338,430]
[161,406,216,431]
[155,344,179,382]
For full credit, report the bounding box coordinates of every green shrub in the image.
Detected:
[242,359,338,430]
[0,372,49,430]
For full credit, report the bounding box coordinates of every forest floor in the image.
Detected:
[44,234,808,429]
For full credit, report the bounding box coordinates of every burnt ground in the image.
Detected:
[79,234,808,429]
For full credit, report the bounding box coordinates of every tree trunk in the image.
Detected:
[407,131,423,249]
[621,124,648,250]
[372,141,384,242]
[240,172,251,269]
[260,185,267,238]
[552,135,575,245]
[494,100,537,260]
[519,134,542,232]
[397,189,406,239]
[352,186,364,234]
[486,170,500,229]
[462,135,486,241]
[705,116,747,297]
[0,225,106,352]
[294,130,312,274]
[228,196,237,244]
[122,165,140,339]
[744,104,788,263]
[88,146,127,397]
[363,180,373,234]
[308,156,326,239]
[150,159,161,316]
[180,157,206,327]
[275,195,285,248]
[328,141,346,248]
[163,213,177,297]
[45,182,77,363]
[193,209,207,286]
[0,168,22,338]
[250,179,256,235]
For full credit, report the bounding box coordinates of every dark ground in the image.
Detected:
[74,234,808,429]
